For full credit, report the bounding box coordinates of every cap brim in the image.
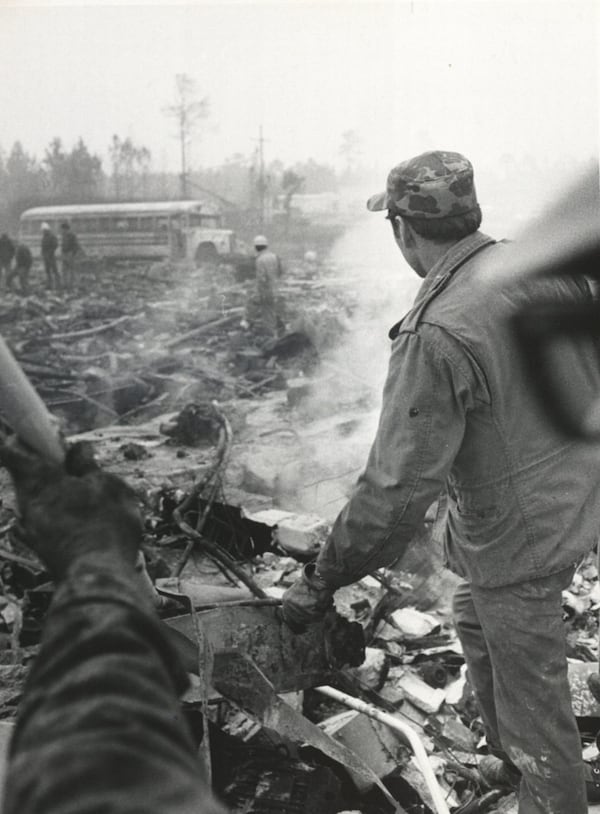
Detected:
[366,191,388,212]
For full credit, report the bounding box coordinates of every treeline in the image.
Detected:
[0,134,365,232]
[0,136,161,228]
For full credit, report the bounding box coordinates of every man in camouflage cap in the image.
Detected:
[283,150,600,813]
[366,150,478,220]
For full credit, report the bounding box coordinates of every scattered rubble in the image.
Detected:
[0,256,597,813]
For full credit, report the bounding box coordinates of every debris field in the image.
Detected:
[0,255,597,814]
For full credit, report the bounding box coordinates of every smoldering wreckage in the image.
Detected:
[0,253,598,814]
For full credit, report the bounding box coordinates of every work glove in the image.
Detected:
[281,562,335,633]
[0,439,142,581]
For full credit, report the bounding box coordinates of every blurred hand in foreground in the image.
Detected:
[281,562,335,633]
[0,439,142,580]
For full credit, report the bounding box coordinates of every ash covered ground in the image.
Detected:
[0,228,596,814]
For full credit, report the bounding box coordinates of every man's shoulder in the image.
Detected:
[257,250,280,267]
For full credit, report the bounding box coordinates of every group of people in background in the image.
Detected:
[0,222,80,296]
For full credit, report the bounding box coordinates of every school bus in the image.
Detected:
[19,200,242,265]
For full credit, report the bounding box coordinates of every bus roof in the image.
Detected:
[20,200,220,219]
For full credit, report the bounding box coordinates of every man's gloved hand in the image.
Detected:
[0,439,142,581]
[281,562,335,633]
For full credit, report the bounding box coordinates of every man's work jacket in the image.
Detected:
[41,230,58,258]
[316,230,600,588]
[255,250,282,302]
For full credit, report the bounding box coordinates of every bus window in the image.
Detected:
[202,215,222,228]
[139,217,153,232]
[188,213,222,228]
[156,217,169,231]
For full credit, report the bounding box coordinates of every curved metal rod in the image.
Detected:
[315,684,451,814]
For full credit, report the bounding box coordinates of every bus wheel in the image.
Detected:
[195,243,218,267]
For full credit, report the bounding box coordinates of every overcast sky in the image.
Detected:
[0,0,598,190]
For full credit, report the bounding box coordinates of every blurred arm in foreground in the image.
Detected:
[0,441,226,814]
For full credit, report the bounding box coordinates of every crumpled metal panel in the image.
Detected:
[165,606,365,693]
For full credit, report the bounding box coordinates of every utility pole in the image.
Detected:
[179,98,188,198]
[254,126,267,229]
[258,125,265,228]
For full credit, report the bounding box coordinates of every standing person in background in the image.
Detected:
[41,223,60,290]
[0,234,16,289]
[7,244,33,296]
[60,222,81,292]
[253,235,283,337]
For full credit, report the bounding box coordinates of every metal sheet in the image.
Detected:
[165,606,364,693]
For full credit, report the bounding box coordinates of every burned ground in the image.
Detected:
[0,252,597,814]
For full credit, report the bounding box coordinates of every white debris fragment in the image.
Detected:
[395,671,446,714]
[378,683,405,707]
[390,606,440,638]
[445,665,469,706]
[246,508,329,556]
[374,620,403,642]
[346,647,389,690]
[562,589,592,616]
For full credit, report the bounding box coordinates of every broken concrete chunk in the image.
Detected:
[395,671,446,714]
[390,607,440,639]
[395,699,432,734]
[346,647,389,691]
[275,513,329,556]
[246,508,329,556]
[378,683,405,708]
[361,575,383,589]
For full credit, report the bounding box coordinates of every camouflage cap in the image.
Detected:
[367,150,478,219]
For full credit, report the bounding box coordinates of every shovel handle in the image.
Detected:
[0,336,65,464]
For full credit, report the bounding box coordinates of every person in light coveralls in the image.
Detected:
[282,150,600,814]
